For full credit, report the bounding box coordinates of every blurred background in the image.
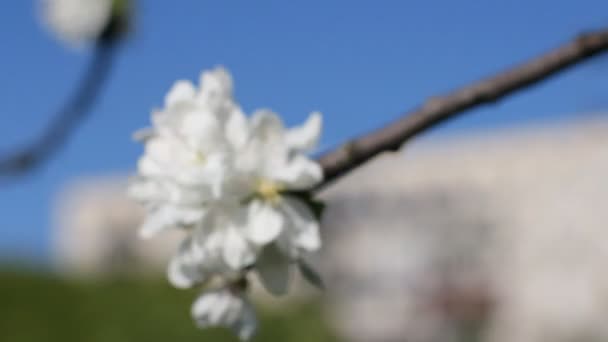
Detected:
[2,1,608,341]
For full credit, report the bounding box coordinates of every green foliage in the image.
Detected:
[285,191,327,221]
[298,261,325,291]
[0,268,339,342]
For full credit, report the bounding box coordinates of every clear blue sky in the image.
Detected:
[1,0,608,264]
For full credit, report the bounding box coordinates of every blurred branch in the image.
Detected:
[0,40,118,180]
[315,29,608,191]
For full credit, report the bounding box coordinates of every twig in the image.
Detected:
[0,40,118,179]
[315,29,608,191]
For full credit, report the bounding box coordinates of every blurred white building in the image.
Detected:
[53,176,185,275]
[54,117,608,342]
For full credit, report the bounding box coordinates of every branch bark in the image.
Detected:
[0,41,118,179]
[315,29,608,191]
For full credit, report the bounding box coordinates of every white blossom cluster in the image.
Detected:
[129,67,324,340]
[40,0,119,46]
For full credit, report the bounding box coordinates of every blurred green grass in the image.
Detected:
[0,268,339,342]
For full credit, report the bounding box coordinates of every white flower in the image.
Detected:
[192,288,257,341]
[130,67,247,238]
[167,206,258,289]
[234,110,324,259]
[131,66,326,340]
[41,0,114,45]
[128,178,209,238]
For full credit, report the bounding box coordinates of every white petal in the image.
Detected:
[132,127,155,142]
[282,197,322,252]
[127,177,159,202]
[249,109,284,144]
[139,205,206,238]
[246,200,284,245]
[225,108,249,149]
[179,111,222,150]
[179,207,208,225]
[198,67,235,115]
[276,231,299,260]
[273,155,323,190]
[167,183,211,206]
[167,237,207,288]
[255,245,291,296]
[167,258,195,289]
[231,301,257,341]
[152,101,196,132]
[204,154,228,198]
[199,67,233,98]
[222,227,256,270]
[192,288,257,340]
[192,290,225,327]
[233,140,264,176]
[201,225,225,256]
[286,111,322,152]
[165,80,196,107]
[235,110,286,177]
[139,138,172,174]
[139,208,173,238]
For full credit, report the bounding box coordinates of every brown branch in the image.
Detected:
[315,29,608,191]
[0,40,118,179]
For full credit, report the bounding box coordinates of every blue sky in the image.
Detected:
[1,0,608,264]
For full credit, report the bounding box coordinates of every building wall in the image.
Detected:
[54,118,608,341]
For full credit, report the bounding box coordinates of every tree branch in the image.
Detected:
[315,29,608,191]
[0,40,118,179]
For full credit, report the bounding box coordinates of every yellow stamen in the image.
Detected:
[256,179,284,205]
[193,151,206,164]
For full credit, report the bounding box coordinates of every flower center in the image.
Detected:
[256,179,283,204]
[194,151,206,163]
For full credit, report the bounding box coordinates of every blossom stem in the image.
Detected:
[314,28,608,192]
[229,277,249,293]
[0,40,119,180]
